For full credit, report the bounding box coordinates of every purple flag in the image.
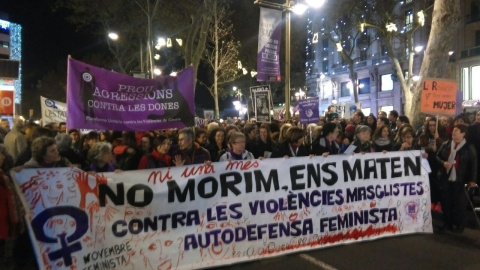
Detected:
[257,7,282,82]
[66,58,195,131]
[298,97,320,124]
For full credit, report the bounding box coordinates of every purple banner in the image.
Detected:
[66,58,195,131]
[298,97,320,124]
[257,7,282,82]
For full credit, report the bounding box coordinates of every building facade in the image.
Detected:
[305,0,476,118]
[0,12,22,117]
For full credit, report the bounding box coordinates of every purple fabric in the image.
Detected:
[298,97,320,124]
[67,58,195,131]
[256,7,282,82]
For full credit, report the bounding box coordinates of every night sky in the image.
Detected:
[0,1,281,117]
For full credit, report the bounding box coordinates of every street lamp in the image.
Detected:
[254,0,325,121]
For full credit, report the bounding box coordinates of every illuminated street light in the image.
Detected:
[254,0,325,121]
[414,46,423,53]
[153,68,161,76]
[108,32,118,40]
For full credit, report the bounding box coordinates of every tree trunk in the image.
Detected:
[184,0,214,90]
[409,0,461,129]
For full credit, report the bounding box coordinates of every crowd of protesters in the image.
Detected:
[0,108,479,268]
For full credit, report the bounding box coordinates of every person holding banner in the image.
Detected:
[352,125,374,153]
[138,135,173,169]
[311,122,342,156]
[436,124,478,233]
[171,128,211,165]
[205,128,227,162]
[87,142,119,173]
[23,136,72,168]
[271,127,309,158]
[219,132,255,161]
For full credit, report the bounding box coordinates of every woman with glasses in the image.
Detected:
[219,132,255,161]
[138,135,174,169]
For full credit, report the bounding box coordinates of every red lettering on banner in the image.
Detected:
[181,164,215,177]
[147,169,173,184]
[226,160,259,171]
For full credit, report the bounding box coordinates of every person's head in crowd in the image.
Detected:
[83,131,99,148]
[99,131,110,142]
[194,128,208,147]
[466,112,475,124]
[354,125,372,143]
[377,116,390,129]
[55,133,72,152]
[229,132,247,154]
[68,129,80,144]
[206,121,219,136]
[378,111,387,119]
[352,110,365,125]
[88,142,114,166]
[396,115,410,128]
[0,118,10,131]
[209,127,226,149]
[454,113,470,125]
[153,135,172,155]
[121,131,138,148]
[58,122,67,133]
[344,124,356,140]
[452,123,468,143]
[24,122,40,142]
[244,124,257,141]
[373,124,391,141]
[270,120,280,134]
[388,110,399,123]
[13,116,25,131]
[225,124,240,138]
[250,118,257,124]
[31,136,60,164]
[278,123,292,143]
[177,128,195,151]
[259,125,272,143]
[425,117,438,135]
[441,116,454,127]
[285,126,305,146]
[399,126,415,149]
[322,122,340,141]
[31,126,54,142]
[43,122,57,131]
[366,113,377,130]
[140,134,153,154]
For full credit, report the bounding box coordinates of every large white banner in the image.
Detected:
[40,96,67,125]
[12,151,432,270]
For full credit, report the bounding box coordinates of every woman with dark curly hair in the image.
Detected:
[23,136,71,168]
[205,128,227,162]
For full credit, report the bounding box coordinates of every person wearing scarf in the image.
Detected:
[352,125,374,153]
[271,127,310,158]
[311,122,342,156]
[372,125,393,152]
[436,124,478,233]
[219,132,255,161]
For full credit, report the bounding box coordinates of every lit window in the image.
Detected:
[381,74,393,91]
